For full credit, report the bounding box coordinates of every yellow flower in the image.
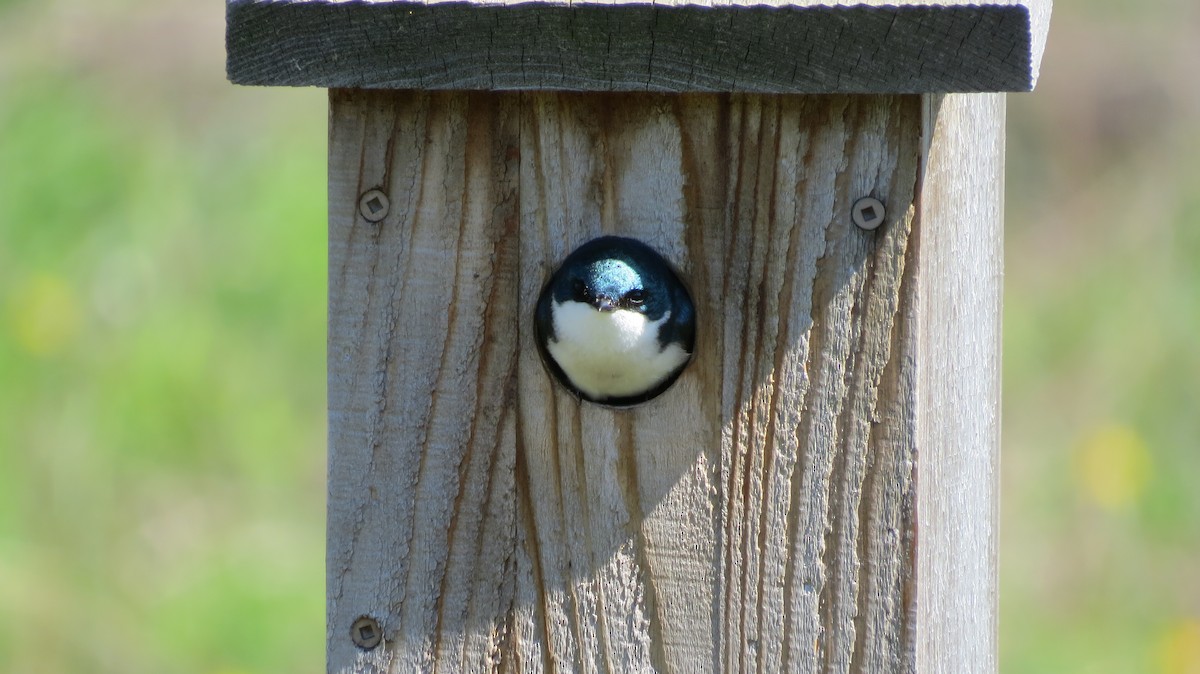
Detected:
[1158,619,1200,674]
[1072,423,1152,510]
[8,273,82,357]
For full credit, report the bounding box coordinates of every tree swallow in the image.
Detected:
[534,236,696,407]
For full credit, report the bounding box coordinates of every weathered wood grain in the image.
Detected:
[227,0,1051,94]
[913,93,1005,674]
[327,90,521,673]
[327,90,971,672]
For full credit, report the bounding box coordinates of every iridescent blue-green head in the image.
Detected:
[534,236,696,407]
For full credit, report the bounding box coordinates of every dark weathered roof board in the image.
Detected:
[227,0,1051,93]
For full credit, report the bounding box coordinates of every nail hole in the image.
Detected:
[358,190,390,222]
[852,197,886,231]
[350,616,383,650]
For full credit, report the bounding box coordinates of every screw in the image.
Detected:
[358,189,390,223]
[350,616,383,650]
[852,197,886,231]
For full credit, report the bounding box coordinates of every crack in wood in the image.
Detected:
[325,90,990,673]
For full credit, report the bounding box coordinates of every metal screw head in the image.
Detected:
[350,616,383,650]
[852,197,886,231]
[358,189,390,223]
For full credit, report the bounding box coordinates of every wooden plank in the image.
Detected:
[328,90,935,672]
[913,92,1005,673]
[515,92,924,673]
[326,90,522,673]
[228,0,1051,93]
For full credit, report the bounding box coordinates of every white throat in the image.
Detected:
[547,300,689,400]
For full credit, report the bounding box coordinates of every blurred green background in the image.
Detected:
[1,0,1197,672]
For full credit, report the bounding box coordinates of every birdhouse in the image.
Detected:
[227,1,1051,671]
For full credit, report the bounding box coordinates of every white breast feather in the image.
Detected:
[547,300,689,399]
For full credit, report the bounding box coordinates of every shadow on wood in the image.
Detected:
[327,90,933,672]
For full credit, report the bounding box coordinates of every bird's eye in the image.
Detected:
[625,289,645,305]
[571,280,589,301]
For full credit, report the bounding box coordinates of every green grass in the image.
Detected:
[1000,4,1200,664]
[0,9,327,671]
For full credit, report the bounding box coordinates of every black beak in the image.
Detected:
[594,296,617,312]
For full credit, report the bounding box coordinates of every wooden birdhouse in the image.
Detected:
[226,1,1051,671]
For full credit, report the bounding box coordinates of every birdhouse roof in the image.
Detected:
[227,0,1051,93]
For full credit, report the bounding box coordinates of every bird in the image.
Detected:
[534,235,696,407]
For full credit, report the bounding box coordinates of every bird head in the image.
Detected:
[565,257,650,315]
